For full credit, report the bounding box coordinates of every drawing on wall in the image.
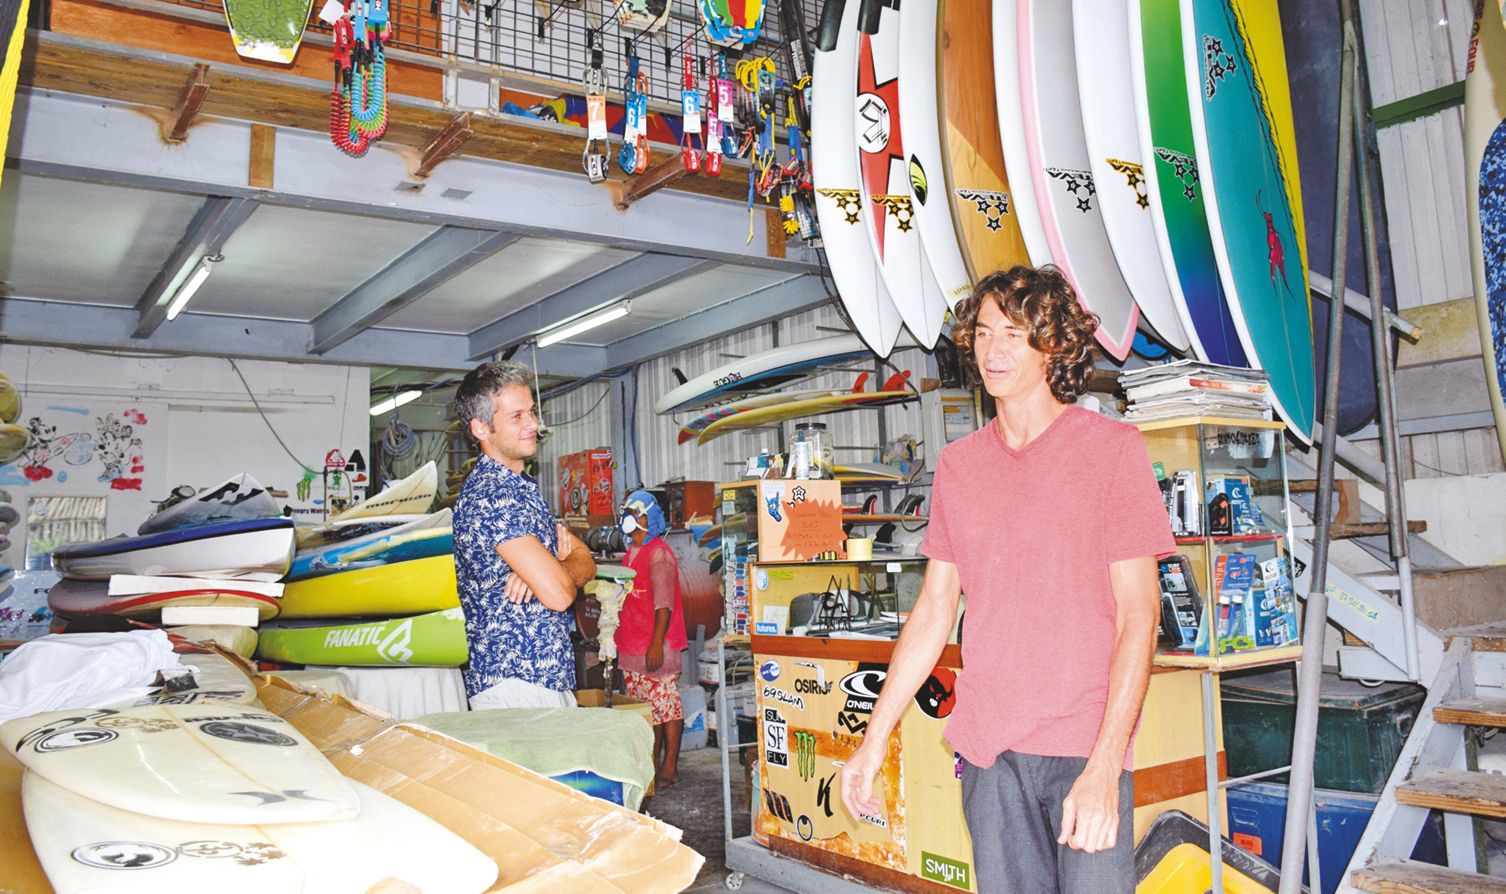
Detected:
[0,407,149,490]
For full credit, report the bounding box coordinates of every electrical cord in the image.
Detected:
[226,358,315,474]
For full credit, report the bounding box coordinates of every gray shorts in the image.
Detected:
[961,752,1133,894]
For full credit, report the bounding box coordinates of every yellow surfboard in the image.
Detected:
[0,423,27,465]
[278,554,457,619]
[696,391,913,444]
[0,374,20,425]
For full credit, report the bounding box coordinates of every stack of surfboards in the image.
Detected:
[2,702,498,892]
[805,0,1316,443]
[257,467,461,668]
[49,473,297,629]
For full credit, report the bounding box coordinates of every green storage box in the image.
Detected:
[1220,667,1425,794]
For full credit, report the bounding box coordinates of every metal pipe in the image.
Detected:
[1305,271,1420,340]
[717,637,735,842]
[1351,24,1418,682]
[1203,670,1223,893]
[1278,12,1358,893]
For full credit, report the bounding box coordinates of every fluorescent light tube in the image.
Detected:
[536,301,631,347]
[165,259,214,321]
[369,389,423,416]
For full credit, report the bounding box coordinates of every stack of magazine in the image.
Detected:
[1119,360,1272,422]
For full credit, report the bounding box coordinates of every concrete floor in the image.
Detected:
[640,743,791,893]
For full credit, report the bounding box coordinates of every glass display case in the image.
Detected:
[1136,417,1301,667]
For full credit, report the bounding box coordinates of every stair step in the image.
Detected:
[1396,769,1506,818]
[1352,858,1506,892]
[1294,520,1428,540]
[1435,698,1506,727]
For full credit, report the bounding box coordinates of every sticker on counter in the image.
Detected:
[921,852,972,890]
[754,621,781,635]
[914,667,958,719]
[764,707,788,768]
[755,569,769,590]
[759,659,781,682]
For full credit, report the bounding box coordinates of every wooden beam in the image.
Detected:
[1352,858,1506,892]
[412,111,475,179]
[1435,697,1506,727]
[162,61,209,143]
[1396,769,1506,819]
[248,123,275,188]
[764,205,787,259]
[614,151,693,210]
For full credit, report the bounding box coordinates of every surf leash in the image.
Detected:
[679,54,704,173]
[703,56,725,176]
[582,27,609,183]
[617,44,650,175]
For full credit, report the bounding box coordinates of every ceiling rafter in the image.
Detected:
[132,195,257,339]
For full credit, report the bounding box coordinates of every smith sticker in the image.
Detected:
[921,851,972,890]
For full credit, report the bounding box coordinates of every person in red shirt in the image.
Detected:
[840,266,1174,892]
[615,490,690,788]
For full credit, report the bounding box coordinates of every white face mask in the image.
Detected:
[619,515,641,535]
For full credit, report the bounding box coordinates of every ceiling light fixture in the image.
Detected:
[165,255,220,321]
[369,389,423,416]
[535,300,631,348]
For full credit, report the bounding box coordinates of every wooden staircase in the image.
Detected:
[1343,631,1506,891]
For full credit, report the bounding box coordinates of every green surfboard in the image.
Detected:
[256,607,468,667]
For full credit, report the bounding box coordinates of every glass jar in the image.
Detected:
[791,422,833,479]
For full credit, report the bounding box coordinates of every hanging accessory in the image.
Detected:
[617,43,651,175]
[582,27,610,183]
[679,54,704,173]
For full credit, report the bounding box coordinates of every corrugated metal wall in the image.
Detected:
[537,380,613,515]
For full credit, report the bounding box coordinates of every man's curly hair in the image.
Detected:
[951,265,1100,404]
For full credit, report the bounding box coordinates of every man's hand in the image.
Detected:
[555,524,574,560]
[504,573,536,605]
[645,640,664,671]
[1057,763,1121,853]
[839,739,886,821]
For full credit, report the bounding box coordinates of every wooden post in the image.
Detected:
[248,124,275,188]
[412,111,475,179]
[615,152,693,210]
[163,63,210,144]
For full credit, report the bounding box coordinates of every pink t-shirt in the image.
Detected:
[923,406,1175,769]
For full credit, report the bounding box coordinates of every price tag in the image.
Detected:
[886,562,902,573]
[317,0,344,24]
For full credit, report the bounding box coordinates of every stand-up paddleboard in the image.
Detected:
[1182,0,1316,442]
[52,518,296,582]
[23,772,500,894]
[2,703,359,824]
[222,0,315,64]
[326,461,437,524]
[655,334,874,414]
[679,388,851,444]
[48,578,282,622]
[0,422,29,465]
[256,608,467,667]
[167,624,259,659]
[940,0,1032,283]
[0,373,20,423]
[1130,0,1249,367]
[813,0,905,358]
[696,389,914,444]
[140,473,281,536]
[1468,0,1506,463]
[1017,0,1140,361]
[288,513,452,582]
[1073,0,1192,355]
[897,0,974,309]
[991,0,1054,267]
[279,553,457,620]
[854,0,952,348]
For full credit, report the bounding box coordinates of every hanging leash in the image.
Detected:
[617,43,650,175]
[679,53,704,173]
[582,27,610,183]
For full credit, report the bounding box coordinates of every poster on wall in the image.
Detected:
[0,405,151,490]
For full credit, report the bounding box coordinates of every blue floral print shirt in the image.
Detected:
[452,455,573,697]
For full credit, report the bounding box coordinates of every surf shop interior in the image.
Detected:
[0,0,1505,891]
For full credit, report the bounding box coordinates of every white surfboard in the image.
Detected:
[167,625,260,659]
[1467,0,1506,463]
[112,649,260,708]
[1017,0,1141,361]
[897,0,974,310]
[23,771,500,894]
[1072,0,1192,354]
[326,461,437,524]
[2,704,359,825]
[654,333,874,414]
[812,0,905,358]
[992,0,1054,268]
[854,2,951,348]
[140,473,281,536]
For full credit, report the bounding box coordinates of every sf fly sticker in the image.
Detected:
[764,707,789,768]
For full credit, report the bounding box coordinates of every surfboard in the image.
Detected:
[812,0,906,358]
[696,390,914,444]
[222,0,315,64]
[140,473,281,536]
[1073,0,1192,355]
[0,502,17,527]
[0,373,20,424]
[287,513,453,582]
[51,518,297,582]
[834,462,909,481]
[939,0,1033,284]
[1130,0,1249,367]
[991,0,1055,268]
[167,625,259,659]
[293,512,432,550]
[256,607,467,667]
[897,0,973,310]
[326,461,437,524]
[48,578,282,622]
[1182,0,1316,443]
[116,648,260,707]
[1017,0,1141,361]
[654,334,874,415]
[1467,0,1506,462]
[679,388,851,444]
[22,771,499,894]
[855,1,951,349]
[278,553,457,620]
[0,422,29,465]
[2,703,360,825]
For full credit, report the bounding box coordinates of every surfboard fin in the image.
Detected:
[670,368,688,386]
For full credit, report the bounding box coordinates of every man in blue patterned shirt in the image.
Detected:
[452,361,596,709]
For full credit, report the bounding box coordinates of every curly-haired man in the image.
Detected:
[841,266,1174,893]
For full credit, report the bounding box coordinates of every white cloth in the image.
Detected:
[0,630,180,723]
[303,665,470,719]
[469,677,577,710]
